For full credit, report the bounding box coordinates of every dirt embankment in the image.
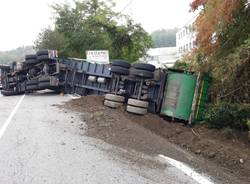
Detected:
[61,95,250,182]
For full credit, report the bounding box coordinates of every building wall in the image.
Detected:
[176,17,197,57]
[141,47,179,68]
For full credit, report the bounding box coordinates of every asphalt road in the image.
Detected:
[0,91,203,184]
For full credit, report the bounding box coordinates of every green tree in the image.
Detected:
[35,0,153,63]
[151,28,178,48]
[34,28,67,56]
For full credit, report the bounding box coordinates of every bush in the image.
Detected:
[205,103,250,130]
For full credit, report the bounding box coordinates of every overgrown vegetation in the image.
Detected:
[205,103,250,130]
[173,60,192,71]
[182,0,250,129]
[189,0,250,103]
[34,0,153,63]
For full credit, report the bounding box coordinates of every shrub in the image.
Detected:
[205,103,250,130]
[247,120,250,130]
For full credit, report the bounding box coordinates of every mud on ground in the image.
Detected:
[61,95,250,183]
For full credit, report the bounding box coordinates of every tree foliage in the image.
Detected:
[191,0,244,55]
[189,0,250,103]
[34,28,67,57]
[205,103,250,130]
[34,0,152,63]
[151,28,178,48]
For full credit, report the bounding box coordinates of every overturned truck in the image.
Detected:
[0,50,61,96]
[0,50,210,123]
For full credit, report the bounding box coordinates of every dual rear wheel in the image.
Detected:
[126,98,149,115]
[104,94,125,108]
[105,62,153,115]
[104,95,149,115]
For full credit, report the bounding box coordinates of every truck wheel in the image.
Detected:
[111,66,129,75]
[37,55,50,61]
[37,50,49,56]
[25,54,37,60]
[1,90,15,96]
[38,82,50,88]
[105,94,125,103]
[130,69,154,79]
[38,78,50,83]
[26,85,37,90]
[133,63,155,72]
[25,59,39,65]
[112,60,131,69]
[27,80,38,85]
[127,98,149,108]
[126,105,147,115]
[104,100,123,108]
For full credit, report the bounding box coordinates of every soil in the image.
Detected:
[61,95,250,183]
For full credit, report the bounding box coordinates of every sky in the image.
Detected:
[0,0,196,51]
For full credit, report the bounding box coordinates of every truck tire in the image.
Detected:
[104,100,123,108]
[25,54,37,60]
[39,82,50,88]
[127,98,149,108]
[37,55,50,61]
[126,105,147,115]
[25,59,39,65]
[112,60,131,69]
[1,90,15,96]
[38,78,50,83]
[111,66,129,75]
[133,63,155,72]
[37,50,49,56]
[1,90,24,96]
[27,80,38,85]
[130,69,154,79]
[26,85,38,90]
[105,94,125,103]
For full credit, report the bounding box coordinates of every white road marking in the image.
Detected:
[0,95,25,140]
[158,154,214,184]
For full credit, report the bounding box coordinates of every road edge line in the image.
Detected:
[158,154,214,184]
[0,95,25,140]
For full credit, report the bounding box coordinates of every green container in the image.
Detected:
[160,72,197,121]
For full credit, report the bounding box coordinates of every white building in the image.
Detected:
[141,16,199,68]
[176,16,197,57]
[142,47,179,68]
